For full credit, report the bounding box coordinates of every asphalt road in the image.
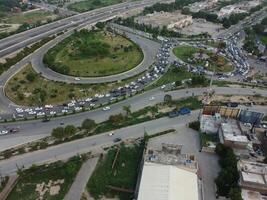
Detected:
[0,86,266,151]
[0,110,199,175]
[0,0,164,58]
[31,28,160,84]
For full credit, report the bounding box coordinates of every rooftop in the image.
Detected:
[137,162,199,200]
[238,160,267,185]
[221,120,248,143]
[242,189,267,200]
[144,143,198,172]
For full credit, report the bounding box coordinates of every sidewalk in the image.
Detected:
[0,175,19,200]
[64,157,99,200]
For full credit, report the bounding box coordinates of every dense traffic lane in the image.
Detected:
[0,110,199,175]
[0,86,266,151]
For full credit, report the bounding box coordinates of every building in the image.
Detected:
[188,0,218,13]
[238,160,267,194]
[137,162,199,200]
[242,189,267,200]
[137,143,199,200]
[218,120,249,149]
[218,0,262,19]
[200,113,221,134]
[135,11,193,30]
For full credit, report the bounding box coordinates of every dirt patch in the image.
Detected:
[35,179,64,200]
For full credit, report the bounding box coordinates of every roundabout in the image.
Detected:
[31,28,160,84]
[44,29,143,77]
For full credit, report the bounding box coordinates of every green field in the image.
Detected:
[173,46,234,73]
[5,64,144,106]
[151,66,193,88]
[1,10,57,25]
[45,30,143,77]
[87,143,144,200]
[68,0,125,12]
[7,157,82,200]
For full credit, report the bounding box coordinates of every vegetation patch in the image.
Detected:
[44,29,143,77]
[215,144,242,200]
[173,46,234,73]
[68,0,125,12]
[87,142,144,200]
[5,64,143,106]
[7,156,83,200]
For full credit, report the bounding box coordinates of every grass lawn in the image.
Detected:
[5,64,144,106]
[87,143,144,200]
[173,46,234,73]
[1,10,57,25]
[200,132,218,147]
[151,66,193,88]
[46,30,143,77]
[7,157,83,200]
[68,0,125,12]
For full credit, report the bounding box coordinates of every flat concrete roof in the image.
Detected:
[137,162,199,200]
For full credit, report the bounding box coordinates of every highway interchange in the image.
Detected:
[0,0,266,176]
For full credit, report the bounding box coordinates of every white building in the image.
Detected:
[137,162,199,200]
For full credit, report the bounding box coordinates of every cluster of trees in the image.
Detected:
[0,0,26,12]
[0,36,55,75]
[115,17,182,38]
[215,144,242,200]
[142,0,198,14]
[243,17,267,56]
[51,125,76,139]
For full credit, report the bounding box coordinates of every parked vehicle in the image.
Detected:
[179,107,191,115]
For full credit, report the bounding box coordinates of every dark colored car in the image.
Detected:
[179,107,191,115]
[113,137,122,143]
[168,111,179,118]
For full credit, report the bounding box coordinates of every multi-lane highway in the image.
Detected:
[0,0,164,58]
[0,86,266,151]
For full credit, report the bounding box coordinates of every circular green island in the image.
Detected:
[44,29,143,77]
[173,46,234,73]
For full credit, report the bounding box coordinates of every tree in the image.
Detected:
[82,119,96,130]
[26,72,36,82]
[64,125,76,137]
[52,127,65,139]
[123,105,131,116]
[164,94,172,103]
[109,114,124,124]
[229,187,242,200]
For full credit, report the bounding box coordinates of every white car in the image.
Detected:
[149,96,155,101]
[102,106,110,111]
[68,102,75,107]
[85,98,92,102]
[16,108,24,113]
[37,112,45,116]
[161,85,166,89]
[108,131,114,136]
[28,111,37,115]
[45,105,53,109]
[89,103,95,107]
[50,111,56,115]
[0,130,8,135]
[62,109,68,113]
[75,77,80,81]
[35,107,43,111]
[105,93,111,97]
[75,107,82,111]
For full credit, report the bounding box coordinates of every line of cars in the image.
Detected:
[9,39,172,121]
